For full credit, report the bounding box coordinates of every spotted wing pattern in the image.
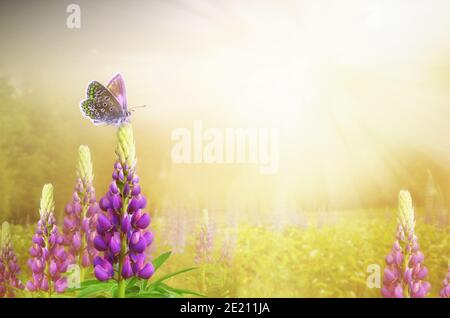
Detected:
[80,81,128,125]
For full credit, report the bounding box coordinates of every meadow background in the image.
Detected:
[0,0,449,297]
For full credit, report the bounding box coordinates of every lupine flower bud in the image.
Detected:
[0,222,24,298]
[94,124,154,291]
[62,146,100,271]
[381,191,431,298]
[27,184,68,295]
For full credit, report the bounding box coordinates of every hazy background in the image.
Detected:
[1,0,450,224]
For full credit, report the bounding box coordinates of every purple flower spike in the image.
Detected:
[381,191,430,298]
[94,124,154,293]
[0,222,24,298]
[26,184,68,296]
[195,209,215,265]
[62,146,100,273]
[440,267,450,298]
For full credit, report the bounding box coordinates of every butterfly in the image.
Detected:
[80,73,131,126]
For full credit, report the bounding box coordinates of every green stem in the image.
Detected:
[402,239,411,298]
[44,233,52,298]
[116,175,130,298]
[118,279,126,298]
[117,232,127,298]
[78,193,88,282]
[201,264,206,294]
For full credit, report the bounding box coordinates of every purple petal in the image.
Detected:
[49,261,58,277]
[97,214,112,233]
[94,265,111,281]
[26,281,37,292]
[121,256,133,279]
[73,232,81,250]
[137,263,154,279]
[128,198,139,213]
[55,278,67,293]
[112,194,122,211]
[136,213,150,229]
[109,181,119,194]
[94,236,108,251]
[131,185,141,196]
[110,233,121,255]
[99,196,110,210]
[393,285,403,298]
[121,215,131,233]
[123,183,130,197]
[130,237,147,253]
[143,231,154,246]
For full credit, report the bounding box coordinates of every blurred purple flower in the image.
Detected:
[219,228,237,267]
[381,191,430,298]
[93,125,154,297]
[440,267,450,298]
[164,209,187,254]
[0,222,24,298]
[26,184,68,296]
[62,146,100,272]
[195,209,215,264]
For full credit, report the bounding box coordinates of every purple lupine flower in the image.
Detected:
[26,184,68,296]
[93,124,154,296]
[62,146,100,273]
[165,209,187,254]
[195,209,215,264]
[440,267,450,298]
[219,227,237,266]
[381,191,431,298]
[0,222,24,298]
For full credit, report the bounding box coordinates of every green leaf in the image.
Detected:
[147,267,197,288]
[152,283,207,298]
[165,286,207,298]
[153,251,172,271]
[80,279,106,288]
[77,281,116,298]
[126,286,141,294]
[132,291,165,298]
[126,277,139,290]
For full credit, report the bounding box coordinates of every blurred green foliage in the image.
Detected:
[0,78,54,223]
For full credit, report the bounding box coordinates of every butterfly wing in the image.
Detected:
[80,81,127,125]
[107,73,127,112]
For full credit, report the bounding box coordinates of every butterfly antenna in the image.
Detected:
[129,105,148,112]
